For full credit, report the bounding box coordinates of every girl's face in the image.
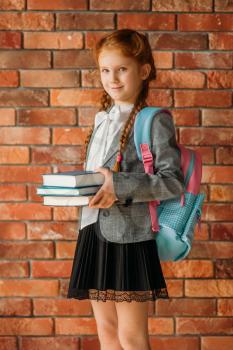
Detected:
[98,48,150,105]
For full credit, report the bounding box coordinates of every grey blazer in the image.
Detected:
[78,111,185,244]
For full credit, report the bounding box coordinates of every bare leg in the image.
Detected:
[91,299,123,350]
[116,300,151,350]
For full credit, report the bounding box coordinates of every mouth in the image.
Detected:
[111,86,123,90]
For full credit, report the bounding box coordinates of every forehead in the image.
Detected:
[98,48,136,67]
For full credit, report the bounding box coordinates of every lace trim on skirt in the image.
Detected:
[69,287,169,302]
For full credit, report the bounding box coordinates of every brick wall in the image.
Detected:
[0,0,233,349]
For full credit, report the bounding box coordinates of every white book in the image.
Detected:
[37,185,100,196]
[42,170,105,188]
[43,195,92,206]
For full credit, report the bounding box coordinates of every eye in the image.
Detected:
[119,67,127,72]
[101,68,109,73]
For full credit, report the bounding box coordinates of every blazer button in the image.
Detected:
[103,209,110,217]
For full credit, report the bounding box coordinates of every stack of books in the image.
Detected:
[37,170,104,206]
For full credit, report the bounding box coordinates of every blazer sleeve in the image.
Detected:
[112,112,185,204]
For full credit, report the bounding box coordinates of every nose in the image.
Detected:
[110,71,119,83]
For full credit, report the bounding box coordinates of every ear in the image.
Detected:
[140,63,151,80]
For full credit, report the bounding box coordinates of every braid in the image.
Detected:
[112,83,149,172]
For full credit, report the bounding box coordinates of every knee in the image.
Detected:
[97,320,118,342]
[118,330,149,349]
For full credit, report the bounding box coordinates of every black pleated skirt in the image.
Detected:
[67,220,169,302]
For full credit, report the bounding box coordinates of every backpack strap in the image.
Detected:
[134,107,170,232]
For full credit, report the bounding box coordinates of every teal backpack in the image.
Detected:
[134,107,205,261]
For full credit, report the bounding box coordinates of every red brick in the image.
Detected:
[175,90,231,107]
[149,33,207,50]
[0,0,25,10]
[27,222,77,240]
[0,298,31,316]
[216,147,233,164]
[0,51,51,68]
[0,337,17,350]
[156,298,215,316]
[165,280,184,297]
[33,298,92,316]
[0,222,26,240]
[51,89,102,107]
[211,223,233,240]
[0,165,51,183]
[202,167,233,183]
[0,261,29,278]
[56,241,76,258]
[0,71,18,87]
[91,0,149,10]
[151,71,205,88]
[0,184,26,200]
[0,318,53,336]
[82,337,100,350]
[208,71,233,88]
[24,32,83,49]
[202,336,233,350]
[53,206,79,221]
[32,146,82,165]
[215,0,233,11]
[218,299,233,316]
[172,109,200,126]
[85,31,110,49]
[0,127,49,144]
[0,203,51,220]
[19,336,80,350]
[0,12,54,30]
[0,32,21,49]
[152,0,212,12]
[215,260,233,278]
[150,336,199,350]
[0,280,59,297]
[194,222,209,240]
[0,90,48,107]
[162,260,213,278]
[210,185,233,201]
[31,260,72,277]
[148,318,174,335]
[203,203,233,221]
[21,70,80,88]
[177,317,233,335]
[53,127,90,145]
[202,109,233,126]
[81,69,100,88]
[28,0,87,10]
[54,50,95,68]
[180,127,233,145]
[55,317,97,335]
[179,14,233,31]
[18,108,76,126]
[153,52,173,69]
[185,279,233,297]
[57,13,114,30]
[0,242,54,259]
[118,13,175,30]
[189,241,233,258]
[210,33,233,50]
[176,52,233,70]
[78,107,99,126]
[0,147,29,164]
[0,109,15,126]
[147,89,172,107]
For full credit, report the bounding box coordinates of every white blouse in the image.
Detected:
[80,103,134,230]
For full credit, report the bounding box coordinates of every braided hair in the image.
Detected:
[83,29,156,172]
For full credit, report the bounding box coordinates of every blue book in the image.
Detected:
[37,185,100,196]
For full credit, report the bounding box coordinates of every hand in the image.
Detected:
[88,167,119,208]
